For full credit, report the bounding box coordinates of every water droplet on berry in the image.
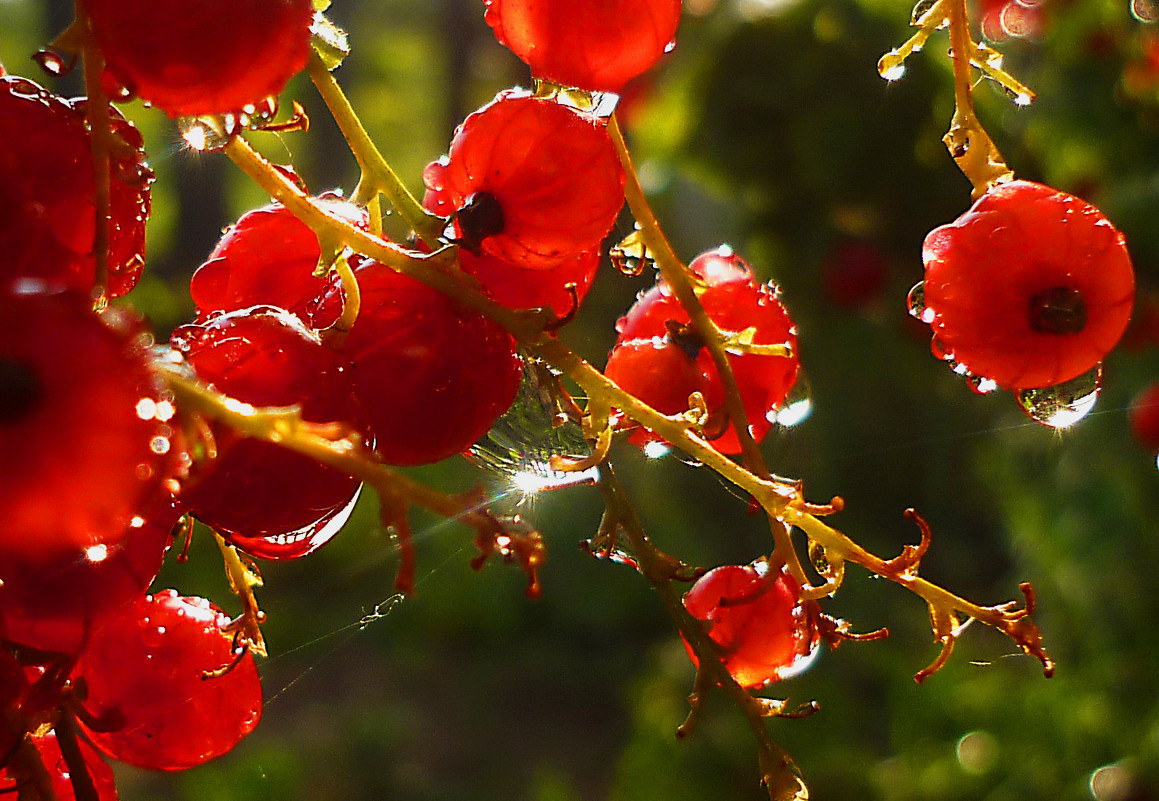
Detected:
[610,230,654,276]
[467,359,594,495]
[769,372,812,427]
[966,374,998,394]
[32,49,73,76]
[1132,0,1159,22]
[930,335,954,362]
[907,281,935,324]
[664,39,677,53]
[1014,364,1101,429]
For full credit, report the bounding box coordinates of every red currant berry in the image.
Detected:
[920,180,1134,389]
[172,307,363,558]
[83,0,313,116]
[190,195,367,328]
[604,334,723,449]
[1129,381,1159,453]
[74,589,262,771]
[682,562,818,689]
[0,76,151,298]
[0,731,119,801]
[0,495,179,656]
[483,0,682,93]
[611,249,800,453]
[326,259,522,465]
[439,93,624,269]
[0,283,181,566]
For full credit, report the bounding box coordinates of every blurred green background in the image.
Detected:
[5,0,1159,798]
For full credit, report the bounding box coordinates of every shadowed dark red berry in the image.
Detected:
[438,93,624,269]
[682,562,818,689]
[921,180,1134,389]
[0,732,119,801]
[326,259,522,466]
[0,76,151,298]
[1129,381,1159,453]
[83,0,313,116]
[483,0,682,93]
[74,589,262,770]
[172,306,363,559]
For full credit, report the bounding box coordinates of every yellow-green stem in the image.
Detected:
[306,50,444,246]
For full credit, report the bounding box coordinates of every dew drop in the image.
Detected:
[966,374,998,394]
[879,58,906,82]
[907,281,935,324]
[1015,364,1101,429]
[664,39,677,53]
[1131,0,1159,22]
[769,373,812,427]
[910,0,938,24]
[610,230,654,277]
[32,49,73,76]
[643,440,670,459]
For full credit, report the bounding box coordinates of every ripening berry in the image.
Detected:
[74,590,263,771]
[608,248,799,453]
[191,195,368,328]
[920,180,1134,390]
[0,76,151,297]
[172,307,363,559]
[682,562,818,689]
[326,259,522,466]
[483,0,682,93]
[83,0,313,116]
[437,93,625,270]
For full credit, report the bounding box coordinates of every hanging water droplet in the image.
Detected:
[664,39,677,53]
[878,53,907,81]
[33,49,73,76]
[910,0,938,24]
[466,357,594,495]
[178,116,230,152]
[907,281,935,324]
[966,374,998,395]
[930,335,954,363]
[1132,0,1159,22]
[1015,364,1101,429]
[768,372,812,427]
[610,229,655,277]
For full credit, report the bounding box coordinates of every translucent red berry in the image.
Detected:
[0,76,151,298]
[172,307,363,559]
[327,259,522,466]
[438,93,624,269]
[0,731,119,801]
[0,283,180,569]
[920,180,1134,389]
[682,562,818,689]
[83,0,313,116]
[609,248,799,453]
[74,589,263,771]
[190,195,367,328]
[483,0,682,93]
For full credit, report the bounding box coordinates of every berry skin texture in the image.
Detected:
[483,0,682,93]
[921,180,1134,390]
[682,563,818,689]
[74,590,263,771]
[327,259,522,466]
[191,196,367,328]
[0,284,180,567]
[83,0,313,117]
[172,306,363,558]
[439,93,625,270]
[0,76,151,298]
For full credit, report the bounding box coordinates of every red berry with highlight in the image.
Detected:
[483,0,682,93]
[74,590,263,771]
[920,180,1134,389]
[84,0,313,116]
[172,306,363,559]
[682,562,818,689]
[438,93,624,269]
